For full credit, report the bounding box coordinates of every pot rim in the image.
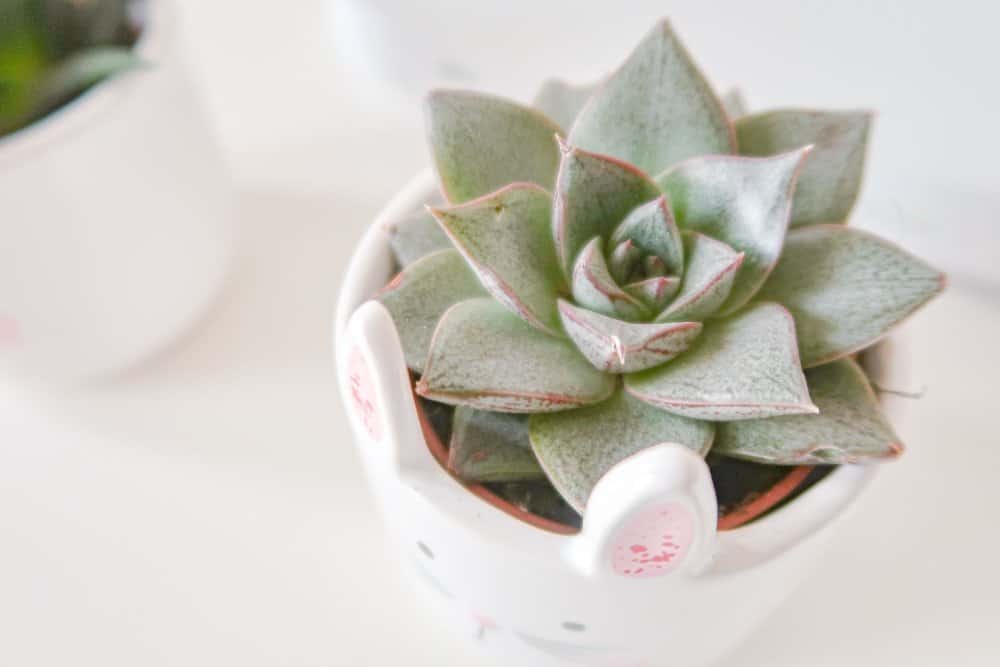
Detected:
[0,0,171,166]
[335,169,893,565]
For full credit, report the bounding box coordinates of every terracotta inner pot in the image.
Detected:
[412,387,820,535]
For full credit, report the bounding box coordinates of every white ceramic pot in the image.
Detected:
[335,171,911,667]
[0,0,233,384]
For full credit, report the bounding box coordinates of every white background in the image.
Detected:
[2,1,998,665]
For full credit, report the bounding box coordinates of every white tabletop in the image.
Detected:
[3,1,998,665]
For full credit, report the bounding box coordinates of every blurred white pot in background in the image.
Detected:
[0,0,234,384]
[328,0,663,100]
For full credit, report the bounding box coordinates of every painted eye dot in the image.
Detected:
[561,622,586,632]
[417,541,434,559]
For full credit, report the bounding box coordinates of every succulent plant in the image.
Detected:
[377,20,944,520]
[0,0,142,137]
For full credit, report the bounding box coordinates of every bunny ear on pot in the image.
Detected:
[341,300,441,480]
[564,442,718,579]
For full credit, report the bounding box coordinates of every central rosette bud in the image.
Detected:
[553,191,713,373]
[568,197,686,324]
[609,238,670,286]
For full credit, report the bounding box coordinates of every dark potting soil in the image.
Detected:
[709,453,835,521]
[417,396,834,532]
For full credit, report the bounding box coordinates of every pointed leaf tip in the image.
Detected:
[429,183,565,335]
[558,300,702,374]
[627,302,816,420]
[419,299,616,413]
[555,133,572,154]
[657,147,811,313]
[570,237,649,321]
[626,275,681,312]
[569,20,733,175]
[609,195,684,275]
[737,109,873,225]
[426,90,562,203]
[553,146,662,275]
[757,224,945,367]
[377,249,488,373]
[715,358,903,464]
[388,206,452,267]
[656,232,743,322]
[721,87,749,119]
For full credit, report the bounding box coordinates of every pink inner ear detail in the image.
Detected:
[611,502,695,579]
[348,346,383,442]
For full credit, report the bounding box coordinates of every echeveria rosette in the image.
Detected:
[379,20,945,514]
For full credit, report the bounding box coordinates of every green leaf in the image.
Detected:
[714,358,902,464]
[430,183,565,335]
[625,276,680,312]
[31,46,140,117]
[387,209,452,267]
[425,90,562,203]
[37,0,136,58]
[558,300,702,374]
[0,9,50,133]
[568,19,733,176]
[448,408,545,482]
[570,237,649,321]
[656,232,743,322]
[642,255,668,277]
[657,147,811,313]
[756,225,945,367]
[553,142,662,275]
[485,481,582,528]
[607,239,644,285]
[736,109,872,225]
[532,77,599,133]
[417,298,616,412]
[2,45,140,135]
[418,396,455,445]
[627,302,817,420]
[721,87,749,119]
[377,249,488,373]
[530,388,714,511]
[608,195,684,274]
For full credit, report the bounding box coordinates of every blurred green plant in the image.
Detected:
[0,0,143,137]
